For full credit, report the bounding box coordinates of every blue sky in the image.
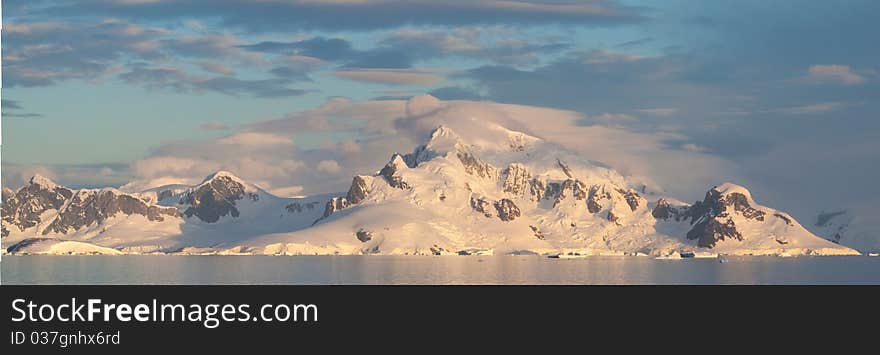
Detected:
[3,0,879,221]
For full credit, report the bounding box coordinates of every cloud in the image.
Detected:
[216,132,295,147]
[806,65,866,85]
[42,0,645,31]
[123,97,742,201]
[316,160,342,174]
[2,162,132,189]
[588,113,638,125]
[636,108,678,116]
[197,61,235,75]
[199,122,230,131]
[771,102,845,115]
[334,68,443,85]
[119,66,310,98]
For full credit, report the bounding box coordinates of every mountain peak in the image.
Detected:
[28,174,59,189]
[201,170,246,185]
[712,182,753,200]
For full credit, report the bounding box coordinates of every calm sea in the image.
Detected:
[2,255,878,285]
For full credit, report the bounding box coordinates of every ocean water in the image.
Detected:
[2,255,878,285]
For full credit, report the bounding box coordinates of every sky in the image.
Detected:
[2,0,879,224]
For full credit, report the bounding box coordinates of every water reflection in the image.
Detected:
[1,256,878,285]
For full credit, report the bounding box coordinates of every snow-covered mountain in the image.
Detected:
[0,123,860,256]
[812,210,879,253]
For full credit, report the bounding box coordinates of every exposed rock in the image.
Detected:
[457,149,496,179]
[180,173,252,223]
[346,176,372,204]
[530,179,546,201]
[587,185,612,214]
[774,213,793,226]
[619,189,641,211]
[44,189,181,235]
[379,154,410,189]
[607,211,619,223]
[530,225,546,240]
[687,218,740,248]
[502,163,531,195]
[1,175,74,235]
[356,228,373,242]
[470,196,494,218]
[323,197,349,219]
[553,179,587,207]
[556,159,574,178]
[684,186,766,248]
[285,201,320,213]
[494,199,521,221]
[652,198,685,221]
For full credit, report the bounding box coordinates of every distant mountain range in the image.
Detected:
[1,121,868,256]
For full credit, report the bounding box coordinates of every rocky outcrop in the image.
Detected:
[379,154,411,189]
[684,185,766,248]
[470,196,494,218]
[494,199,521,221]
[179,172,258,223]
[346,176,372,204]
[1,175,74,236]
[320,197,350,221]
[502,163,532,195]
[552,179,588,207]
[43,189,180,235]
[285,201,320,213]
[356,228,373,242]
[620,189,641,211]
[587,185,612,213]
[457,149,496,179]
[652,198,686,221]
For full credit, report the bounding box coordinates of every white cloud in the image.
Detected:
[772,102,844,115]
[217,132,294,146]
[636,108,678,116]
[591,112,638,125]
[807,65,866,85]
[125,96,740,200]
[316,160,343,174]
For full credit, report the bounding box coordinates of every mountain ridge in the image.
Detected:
[1,124,861,256]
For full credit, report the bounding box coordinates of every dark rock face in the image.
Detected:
[684,188,766,248]
[457,150,495,179]
[494,199,521,221]
[652,199,685,221]
[346,176,372,204]
[587,185,611,214]
[322,197,349,219]
[773,213,793,226]
[44,190,180,235]
[530,225,546,240]
[356,228,373,242]
[620,189,641,211]
[686,218,739,248]
[470,196,494,218]
[379,154,410,189]
[1,178,73,236]
[180,175,255,223]
[285,201,320,213]
[502,164,531,195]
[552,179,587,207]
